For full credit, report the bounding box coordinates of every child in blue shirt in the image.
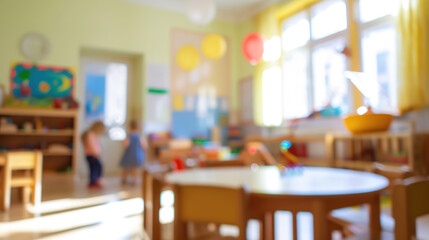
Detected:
[120,120,148,185]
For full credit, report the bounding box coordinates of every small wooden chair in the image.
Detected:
[392,176,429,240]
[373,163,413,194]
[1,151,43,210]
[173,184,249,240]
[142,165,171,240]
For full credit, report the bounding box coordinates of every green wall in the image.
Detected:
[0,0,255,121]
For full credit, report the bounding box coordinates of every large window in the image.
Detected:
[282,0,349,119]
[359,0,397,114]
[280,0,398,119]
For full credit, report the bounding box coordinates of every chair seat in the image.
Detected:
[10,177,34,187]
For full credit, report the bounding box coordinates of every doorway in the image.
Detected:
[78,49,143,177]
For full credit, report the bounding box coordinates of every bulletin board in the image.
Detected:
[10,62,74,98]
[170,28,231,139]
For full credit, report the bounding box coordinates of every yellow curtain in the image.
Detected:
[397,0,429,113]
[253,5,281,126]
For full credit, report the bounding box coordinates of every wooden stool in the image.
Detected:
[1,151,43,210]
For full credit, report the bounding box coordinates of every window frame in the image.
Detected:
[279,0,398,122]
[281,0,351,122]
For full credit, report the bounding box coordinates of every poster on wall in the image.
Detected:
[10,62,74,98]
[85,74,106,119]
[145,63,171,134]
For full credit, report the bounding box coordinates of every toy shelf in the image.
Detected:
[325,131,414,172]
[0,130,74,136]
[0,108,78,175]
[248,134,329,167]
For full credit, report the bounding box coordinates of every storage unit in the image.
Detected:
[251,134,328,167]
[0,108,78,175]
[325,131,414,171]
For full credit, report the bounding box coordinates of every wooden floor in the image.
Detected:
[0,173,145,240]
[1,173,428,240]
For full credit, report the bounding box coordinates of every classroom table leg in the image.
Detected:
[258,212,275,240]
[292,212,298,240]
[369,195,381,240]
[312,200,329,240]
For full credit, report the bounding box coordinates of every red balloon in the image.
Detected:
[242,33,264,65]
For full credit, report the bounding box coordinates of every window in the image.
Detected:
[311,0,347,40]
[359,0,397,114]
[263,67,283,126]
[282,0,349,120]
[312,38,348,111]
[283,49,310,119]
[280,0,398,119]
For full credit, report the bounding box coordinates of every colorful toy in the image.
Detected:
[277,140,304,175]
[172,156,186,172]
[280,140,299,165]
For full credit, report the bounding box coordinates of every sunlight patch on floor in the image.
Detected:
[0,198,143,238]
[26,191,132,214]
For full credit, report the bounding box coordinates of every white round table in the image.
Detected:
[166,166,389,240]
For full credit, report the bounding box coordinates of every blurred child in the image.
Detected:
[82,121,105,188]
[120,120,148,185]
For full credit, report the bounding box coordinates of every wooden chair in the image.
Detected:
[373,162,413,194]
[142,164,171,239]
[173,184,249,240]
[1,151,43,210]
[392,176,429,240]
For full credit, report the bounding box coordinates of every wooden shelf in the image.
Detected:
[0,108,77,117]
[0,108,78,175]
[0,130,74,136]
[326,131,414,172]
[42,151,73,156]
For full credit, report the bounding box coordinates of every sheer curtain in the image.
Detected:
[397,0,429,113]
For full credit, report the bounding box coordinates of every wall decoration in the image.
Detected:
[242,33,264,65]
[20,32,50,61]
[172,95,228,139]
[145,63,171,134]
[173,94,184,111]
[85,74,105,119]
[171,29,231,139]
[176,45,200,71]
[201,34,227,59]
[10,62,74,98]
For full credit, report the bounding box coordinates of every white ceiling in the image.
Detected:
[122,0,284,23]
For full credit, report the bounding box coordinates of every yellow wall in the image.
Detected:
[0,0,252,120]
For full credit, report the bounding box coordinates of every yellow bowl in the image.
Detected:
[343,114,394,134]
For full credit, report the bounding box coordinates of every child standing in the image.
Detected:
[120,120,147,185]
[82,121,105,188]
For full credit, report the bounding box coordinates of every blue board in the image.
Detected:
[172,95,228,140]
[85,74,106,118]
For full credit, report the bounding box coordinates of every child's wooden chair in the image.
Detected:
[142,165,171,239]
[173,183,249,240]
[392,176,429,240]
[1,151,43,210]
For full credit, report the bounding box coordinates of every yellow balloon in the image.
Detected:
[176,45,200,71]
[201,34,227,60]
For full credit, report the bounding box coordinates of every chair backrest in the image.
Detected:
[392,176,429,240]
[6,151,42,170]
[373,163,413,193]
[174,184,248,240]
[2,150,43,210]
